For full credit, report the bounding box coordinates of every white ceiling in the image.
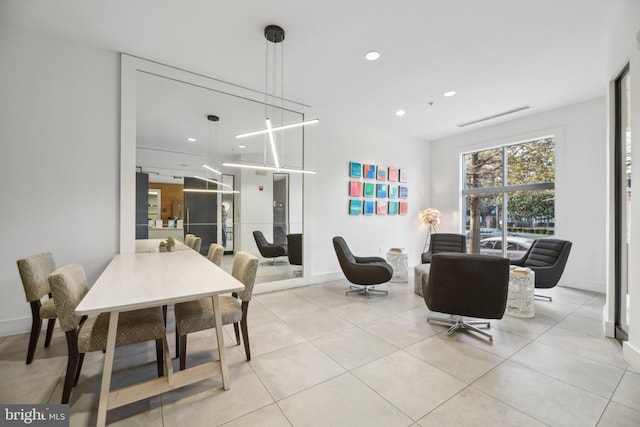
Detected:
[2,0,620,144]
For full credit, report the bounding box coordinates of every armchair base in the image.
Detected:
[345,284,388,297]
[428,314,493,342]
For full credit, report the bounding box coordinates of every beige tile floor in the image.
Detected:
[2,277,640,427]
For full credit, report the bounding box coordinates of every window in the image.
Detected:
[463,137,555,259]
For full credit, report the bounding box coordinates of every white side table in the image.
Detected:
[505,267,535,318]
[386,251,408,282]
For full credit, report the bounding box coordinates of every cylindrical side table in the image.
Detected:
[505,267,535,318]
[386,251,408,282]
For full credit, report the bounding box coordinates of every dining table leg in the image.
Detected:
[211,295,230,390]
[96,311,119,427]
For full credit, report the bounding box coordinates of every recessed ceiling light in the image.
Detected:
[365,51,380,61]
[238,145,246,149]
[396,110,406,117]
[443,91,456,97]
[187,137,197,142]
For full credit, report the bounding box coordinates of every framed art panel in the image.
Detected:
[376,166,387,181]
[399,186,408,199]
[388,201,399,215]
[388,167,399,182]
[376,202,387,215]
[363,164,376,179]
[349,180,362,197]
[363,200,375,215]
[376,183,388,198]
[349,199,363,215]
[363,182,375,198]
[399,169,408,183]
[349,161,362,178]
[388,185,398,199]
[399,201,408,215]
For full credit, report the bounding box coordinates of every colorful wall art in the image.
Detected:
[349,199,363,215]
[347,161,408,217]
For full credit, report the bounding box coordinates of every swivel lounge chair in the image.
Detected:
[332,236,393,297]
[510,238,572,301]
[421,233,467,264]
[253,230,287,264]
[423,253,510,342]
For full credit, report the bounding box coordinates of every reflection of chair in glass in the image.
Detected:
[423,253,510,342]
[16,252,58,364]
[332,236,393,297]
[253,230,287,264]
[174,252,259,368]
[287,234,302,276]
[510,238,572,301]
[49,263,165,404]
[421,233,466,264]
[207,243,225,266]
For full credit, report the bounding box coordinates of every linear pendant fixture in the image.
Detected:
[236,118,319,139]
[222,162,316,174]
[202,164,222,175]
[183,188,239,194]
[194,175,233,189]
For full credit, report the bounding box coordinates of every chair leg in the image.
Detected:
[62,331,80,404]
[175,325,180,359]
[155,339,163,377]
[73,353,85,386]
[233,322,241,345]
[44,318,56,348]
[428,315,493,342]
[26,301,42,364]
[241,301,251,361]
[179,335,187,371]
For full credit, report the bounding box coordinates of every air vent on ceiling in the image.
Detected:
[458,106,530,128]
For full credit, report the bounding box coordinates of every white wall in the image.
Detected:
[0,24,121,334]
[304,109,431,280]
[604,0,640,369]
[429,98,607,292]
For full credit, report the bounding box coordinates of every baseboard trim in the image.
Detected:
[623,341,640,371]
[0,317,32,338]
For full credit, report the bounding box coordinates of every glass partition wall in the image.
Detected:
[122,55,307,284]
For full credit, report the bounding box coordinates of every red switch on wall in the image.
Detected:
[259,186,264,191]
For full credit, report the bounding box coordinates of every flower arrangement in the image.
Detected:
[421,208,441,226]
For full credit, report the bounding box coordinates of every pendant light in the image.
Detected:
[227,25,317,175]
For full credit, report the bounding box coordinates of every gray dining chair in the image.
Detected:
[49,263,166,404]
[207,243,225,266]
[16,252,58,364]
[174,252,259,368]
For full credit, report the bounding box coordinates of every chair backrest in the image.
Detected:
[207,243,225,266]
[430,233,467,254]
[48,263,89,332]
[17,252,57,302]
[184,234,195,247]
[287,234,303,266]
[231,252,259,301]
[253,230,270,248]
[521,239,572,268]
[332,236,356,265]
[425,253,510,319]
[191,237,202,253]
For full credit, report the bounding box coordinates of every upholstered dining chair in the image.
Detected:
[421,233,467,264]
[253,230,287,264]
[510,238,572,301]
[207,243,225,266]
[188,236,202,253]
[184,234,195,247]
[423,253,510,342]
[16,252,58,364]
[49,263,166,404]
[174,251,259,369]
[332,236,393,296]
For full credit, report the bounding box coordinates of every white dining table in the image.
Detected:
[75,249,244,427]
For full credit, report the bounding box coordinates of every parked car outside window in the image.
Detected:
[479,236,532,259]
